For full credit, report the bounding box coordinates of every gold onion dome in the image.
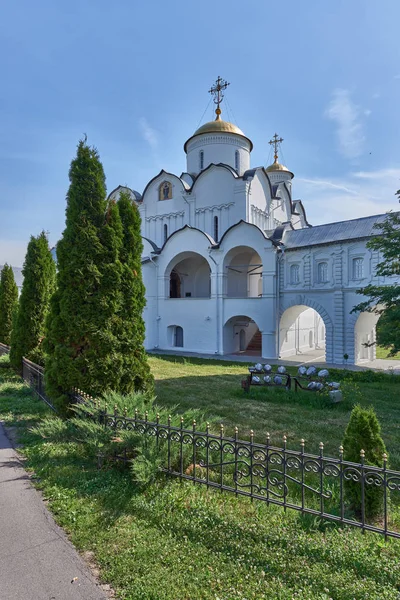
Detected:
[265,159,294,178]
[184,108,253,152]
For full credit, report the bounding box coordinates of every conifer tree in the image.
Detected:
[44,139,125,411]
[10,232,56,370]
[352,208,400,355]
[116,192,153,394]
[342,404,387,519]
[0,264,18,345]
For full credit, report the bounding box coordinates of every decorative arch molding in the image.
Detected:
[141,169,189,202]
[279,295,334,363]
[189,162,238,192]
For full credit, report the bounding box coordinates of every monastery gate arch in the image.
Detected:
[346,310,381,364]
[279,296,334,364]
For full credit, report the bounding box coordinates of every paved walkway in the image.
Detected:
[149,348,400,372]
[0,423,108,600]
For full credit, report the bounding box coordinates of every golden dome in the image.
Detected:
[193,118,246,137]
[265,160,293,178]
[184,111,253,152]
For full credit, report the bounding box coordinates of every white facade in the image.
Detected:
[109,113,393,366]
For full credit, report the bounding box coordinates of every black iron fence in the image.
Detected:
[0,343,10,356]
[22,358,56,411]
[22,361,400,540]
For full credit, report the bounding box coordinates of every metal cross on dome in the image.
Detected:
[269,133,284,163]
[208,76,230,111]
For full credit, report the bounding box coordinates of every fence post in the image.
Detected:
[265,432,270,505]
[283,435,287,512]
[206,422,210,489]
[383,452,388,541]
[300,439,305,512]
[339,445,344,526]
[319,442,324,517]
[219,423,224,493]
[360,449,365,534]
[167,415,171,473]
[179,417,184,481]
[250,429,254,502]
[192,419,196,484]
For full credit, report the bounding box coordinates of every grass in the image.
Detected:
[376,346,400,360]
[1,354,400,599]
[148,355,400,468]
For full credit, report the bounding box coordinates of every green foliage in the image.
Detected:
[342,404,388,519]
[44,139,126,413]
[10,232,56,370]
[44,141,153,414]
[0,264,18,345]
[116,192,153,394]
[352,210,400,355]
[2,364,400,599]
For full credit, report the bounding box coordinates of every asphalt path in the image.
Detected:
[0,422,108,600]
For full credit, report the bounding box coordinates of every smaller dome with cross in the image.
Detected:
[265,133,294,179]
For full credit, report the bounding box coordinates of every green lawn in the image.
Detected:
[148,355,400,468]
[376,346,400,360]
[1,355,400,599]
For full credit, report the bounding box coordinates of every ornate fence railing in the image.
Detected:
[21,362,400,540]
[22,358,56,411]
[0,343,10,356]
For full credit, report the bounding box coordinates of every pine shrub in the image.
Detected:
[116,192,153,394]
[10,232,56,370]
[0,264,19,345]
[44,139,125,413]
[342,404,388,519]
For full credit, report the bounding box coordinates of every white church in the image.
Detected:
[109,78,391,366]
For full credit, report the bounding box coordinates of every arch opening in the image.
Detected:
[279,305,326,362]
[166,252,211,299]
[223,246,263,298]
[354,311,380,363]
[223,315,261,355]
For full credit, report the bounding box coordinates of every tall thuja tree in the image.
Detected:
[10,232,56,370]
[44,139,124,412]
[0,264,18,345]
[352,209,400,355]
[116,192,153,393]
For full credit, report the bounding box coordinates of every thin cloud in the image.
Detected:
[325,89,365,159]
[296,167,400,225]
[139,117,158,151]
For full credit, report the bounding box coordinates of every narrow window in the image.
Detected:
[352,257,364,280]
[290,264,300,284]
[235,150,240,172]
[214,215,219,242]
[175,326,184,347]
[317,261,328,283]
[199,150,204,171]
[164,223,168,243]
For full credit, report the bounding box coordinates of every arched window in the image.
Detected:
[175,326,183,347]
[235,150,240,173]
[317,261,328,283]
[199,150,204,171]
[159,181,172,201]
[214,215,219,242]
[352,257,364,280]
[164,224,168,243]
[290,264,300,284]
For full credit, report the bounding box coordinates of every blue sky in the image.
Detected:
[1,0,400,266]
